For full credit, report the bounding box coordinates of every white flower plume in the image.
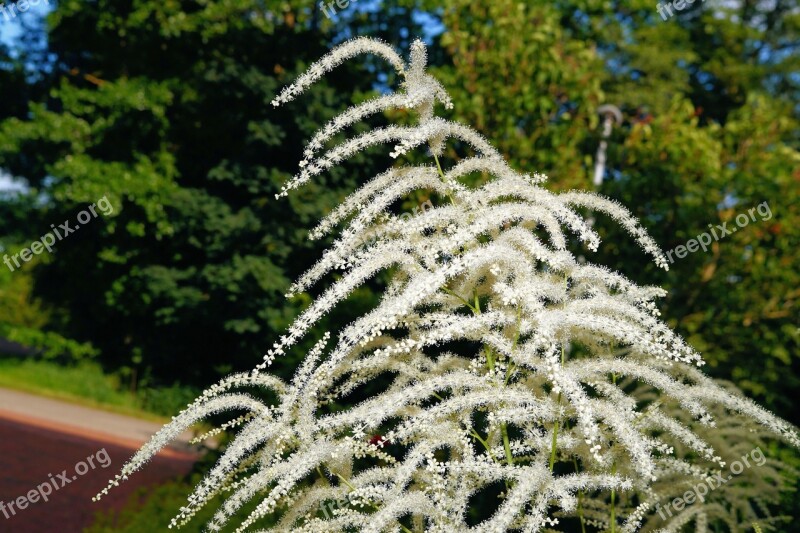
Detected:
[97,38,799,533]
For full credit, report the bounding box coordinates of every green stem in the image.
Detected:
[470,429,499,463]
[607,353,618,533]
[549,272,569,472]
[441,199,519,483]
[573,457,587,533]
[433,152,446,178]
[433,152,456,206]
[549,342,565,472]
[442,392,506,472]
[473,293,514,467]
[610,463,617,533]
[504,305,522,385]
[332,471,413,533]
[442,287,511,468]
[549,398,561,472]
[333,471,356,491]
[502,426,513,466]
[485,345,495,370]
[442,286,476,312]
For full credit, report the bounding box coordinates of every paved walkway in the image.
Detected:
[0,388,201,532]
[0,388,195,455]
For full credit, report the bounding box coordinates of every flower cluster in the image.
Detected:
[97,37,798,532]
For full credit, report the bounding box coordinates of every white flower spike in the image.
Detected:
[97,38,798,533]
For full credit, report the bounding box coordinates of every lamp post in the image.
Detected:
[592,104,623,188]
[582,104,623,260]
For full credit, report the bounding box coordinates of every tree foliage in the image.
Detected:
[0,0,404,383]
[429,0,800,424]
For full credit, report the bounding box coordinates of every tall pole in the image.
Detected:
[582,104,623,263]
[592,104,623,188]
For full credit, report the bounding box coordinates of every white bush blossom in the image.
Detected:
[96,37,799,532]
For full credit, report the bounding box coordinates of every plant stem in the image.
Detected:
[331,470,413,533]
[472,291,514,467]
[432,152,456,205]
[333,471,356,491]
[441,222,517,478]
[610,463,617,533]
[502,427,513,466]
[573,457,587,533]
[470,429,499,463]
[549,341,565,472]
[549,272,568,472]
[433,152,446,179]
[609,363,618,533]
[504,305,522,385]
[549,398,561,471]
[442,286,476,312]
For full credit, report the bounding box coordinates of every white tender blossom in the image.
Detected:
[97,38,799,532]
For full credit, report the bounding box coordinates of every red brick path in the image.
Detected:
[0,416,196,532]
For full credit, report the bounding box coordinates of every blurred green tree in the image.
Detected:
[1,0,796,420]
[430,0,800,424]
[0,0,421,385]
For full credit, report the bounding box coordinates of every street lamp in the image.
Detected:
[592,104,623,188]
